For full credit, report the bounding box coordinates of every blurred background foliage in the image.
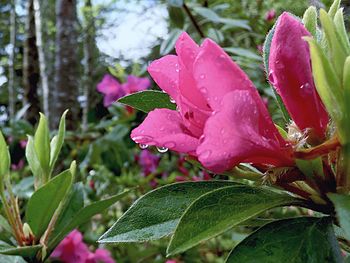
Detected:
[0,0,348,262]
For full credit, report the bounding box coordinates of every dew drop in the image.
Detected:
[139,144,148,149]
[170,97,176,103]
[199,74,206,79]
[164,141,176,148]
[157,146,169,153]
[200,150,212,159]
[199,135,205,143]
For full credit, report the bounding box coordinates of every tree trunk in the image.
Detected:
[33,0,50,122]
[8,0,16,121]
[82,0,96,131]
[23,0,40,124]
[53,0,79,129]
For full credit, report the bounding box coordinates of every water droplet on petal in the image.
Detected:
[157,146,168,153]
[139,144,148,149]
[199,135,205,143]
[220,128,225,134]
[200,87,208,94]
[170,97,176,103]
[164,141,176,148]
[199,74,206,79]
[200,150,212,159]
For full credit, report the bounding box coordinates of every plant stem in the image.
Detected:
[182,2,205,38]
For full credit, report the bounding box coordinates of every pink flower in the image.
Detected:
[19,139,27,149]
[11,159,24,171]
[97,74,125,107]
[86,249,115,263]
[265,9,276,22]
[123,75,150,93]
[97,74,150,107]
[166,260,178,263]
[268,13,329,139]
[131,32,293,173]
[51,230,90,263]
[138,149,160,176]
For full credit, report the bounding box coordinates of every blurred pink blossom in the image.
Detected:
[138,149,160,176]
[51,230,115,263]
[97,74,150,107]
[11,159,24,171]
[265,9,276,21]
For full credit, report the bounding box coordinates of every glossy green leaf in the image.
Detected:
[263,26,291,123]
[328,193,350,240]
[34,113,50,179]
[49,110,67,173]
[49,190,129,250]
[334,9,350,54]
[0,254,26,263]
[26,169,73,238]
[167,185,298,255]
[319,9,346,79]
[160,29,182,55]
[99,181,238,243]
[0,131,10,181]
[118,90,176,113]
[302,6,317,38]
[0,244,42,258]
[296,157,323,178]
[226,217,343,263]
[25,136,42,184]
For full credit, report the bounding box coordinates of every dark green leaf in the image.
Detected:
[26,169,73,238]
[25,136,42,184]
[167,185,298,255]
[167,0,183,7]
[0,130,10,180]
[168,6,185,29]
[118,90,176,113]
[99,181,238,243]
[48,190,129,250]
[226,217,343,263]
[224,47,261,61]
[329,193,350,240]
[0,244,42,258]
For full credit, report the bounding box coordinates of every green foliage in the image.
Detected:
[99,181,238,243]
[226,217,343,263]
[0,131,10,182]
[118,91,177,113]
[25,169,73,238]
[167,185,298,255]
[329,194,350,241]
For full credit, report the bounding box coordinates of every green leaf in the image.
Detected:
[160,29,182,55]
[224,47,261,61]
[26,169,73,238]
[328,0,340,19]
[226,217,343,263]
[263,26,291,123]
[48,190,130,250]
[168,6,185,29]
[25,136,42,187]
[49,110,67,173]
[0,131,10,181]
[302,6,317,38]
[34,113,50,179]
[0,244,42,258]
[167,185,298,255]
[99,181,238,243]
[305,37,343,139]
[50,183,84,242]
[328,193,350,241]
[118,90,177,113]
[296,157,323,178]
[334,9,350,55]
[167,0,183,7]
[0,254,26,263]
[319,9,346,79]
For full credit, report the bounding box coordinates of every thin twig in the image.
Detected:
[182,2,205,38]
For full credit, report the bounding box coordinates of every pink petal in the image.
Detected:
[125,75,151,93]
[147,55,179,101]
[193,39,257,110]
[175,32,199,73]
[269,12,329,138]
[197,90,293,173]
[97,74,125,107]
[131,109,199,154]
